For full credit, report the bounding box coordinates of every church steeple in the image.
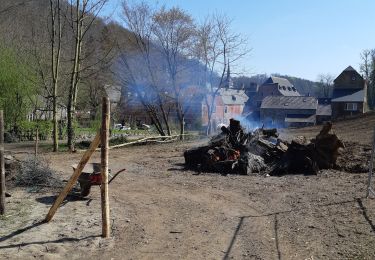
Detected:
[225,59,233,89]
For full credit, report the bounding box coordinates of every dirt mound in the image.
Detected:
[336,141,371,173]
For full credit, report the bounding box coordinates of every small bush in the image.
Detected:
[18,120,52,141]
[4,131,18,143]
[109,135,128,146]
[76,140,91,149]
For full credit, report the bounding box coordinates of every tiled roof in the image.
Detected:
[343,65,356,72]
[278,86,300,96]
[332,89,359,99]
[263,76,293,87]
[219,88,249,105]
[261,96,317,110]
[331,90,365,102]
[316,104,332,116]
[262,76,300,96]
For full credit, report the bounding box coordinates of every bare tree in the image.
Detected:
[152,6,196,138]
[66,0,108,151]
[360,49,375,81]
[194,14,250,135]
[49,0,63,151]
[317,74,334,98]
[119,1,171,136]
[371,59,375,108]
[361,49,375,107]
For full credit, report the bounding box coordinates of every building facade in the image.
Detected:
[202,63,248,130]
[260,96,318,127]
[245,76,300,121]
[331,66,369,119]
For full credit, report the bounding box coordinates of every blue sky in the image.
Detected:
[102,0,375,81]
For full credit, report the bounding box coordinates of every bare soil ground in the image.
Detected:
[1,113,375,259]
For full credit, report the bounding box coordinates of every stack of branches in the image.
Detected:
[184,119,285,175]
[184,119,344,176]
[15,157,63,192]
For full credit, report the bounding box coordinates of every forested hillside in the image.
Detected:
[0,0,135,150]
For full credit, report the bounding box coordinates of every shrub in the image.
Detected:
[18,120,52,140]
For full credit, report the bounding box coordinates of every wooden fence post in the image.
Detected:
[367,126,375,198]
[0,110,5,215]
[35,127,39,157]
[101,97,110,237]
[45,133,101,222]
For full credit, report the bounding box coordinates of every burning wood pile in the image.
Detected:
[184,119,344,175]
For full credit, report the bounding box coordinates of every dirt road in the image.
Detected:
[1,117,375,259]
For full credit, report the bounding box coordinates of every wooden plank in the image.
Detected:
[0,110,5,215]
[109,134,192,149]
[367,126,375,198]
[101,97,110,237]
[45,132,101,222]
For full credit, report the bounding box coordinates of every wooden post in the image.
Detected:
[35,127,39,157]
[367,126,375,198]
[0,110,5,215]
[101,97,110,237]
[45,133,101,222]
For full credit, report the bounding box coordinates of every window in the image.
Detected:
[345,103,358,111]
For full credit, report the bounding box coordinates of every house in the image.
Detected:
[202,63,248,130]
[260,96,318,127]
[258,76,300,97]
[245,76,300,121]
[331,66,369,119]
[202,88,248,129]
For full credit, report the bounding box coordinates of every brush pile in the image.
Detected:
[15,157,63,191]
[184,119,344,175]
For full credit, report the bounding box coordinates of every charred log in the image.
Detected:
[184,120,344,176]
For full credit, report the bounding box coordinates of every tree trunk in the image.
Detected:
[50,0,62,152]
[67,97,74,151]
[206,92,217,136]
[67,0,83,152]
[52,89,58,151]
[158,98,171,136]
[101,97,110,237]
[179,114,185,140]
[0,110,5,215]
